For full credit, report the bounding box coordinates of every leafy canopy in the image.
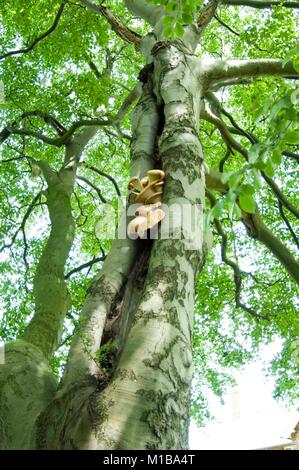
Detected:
[0,0,298,424]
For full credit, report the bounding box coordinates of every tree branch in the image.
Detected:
[0,110,65,145]
[241,209,299,285]
[21,111,67,135]
[201,107,247,157]
[87,49,117,80]
[83,164,121,197]
[204,163,299,285]
[77,176,107,203]
[0,1,67,61]
[206,189,270,320]
[58,118,111,145]
[0,155,27,164]
[73,190,88,227]
[0,116,110,147]
[283,150,299,164]
[65,255,106,279]
[206,58,298,88]
[0,89,137,149]
[214,13,240,36]
[0,192,42,254]
[33,159,57,185]
[20,124,100,359]
[263,173,299,220]
[125,0,164,26]
[227,125,299,164]
[80,0,142,48]
[210,77,254,91]
[112,82,142,125]
[202,98,299,220]
[278,200,299,251]
[0,127,62,147]
[197,0,219,34]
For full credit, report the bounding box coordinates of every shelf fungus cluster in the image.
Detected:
[127,169,165,239]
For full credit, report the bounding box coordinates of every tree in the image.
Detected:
[0,0,298,450]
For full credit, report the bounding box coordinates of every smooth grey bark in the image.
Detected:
[0,340,57,449]
[55,81,160,392]
[81,43,205,451]
[80,0,142,48]
[36,14,206,448]
[0,127,98,450]
[35,78,160,448]
[22,127,99,358]
[125,0,164,26]
[202,58,298,90]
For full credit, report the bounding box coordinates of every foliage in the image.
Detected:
[148,0,202,37]
[0,0,298,427]
[95,341,117,372]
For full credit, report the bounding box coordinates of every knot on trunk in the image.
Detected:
[151,40,172,56]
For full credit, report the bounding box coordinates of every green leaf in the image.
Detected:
[164,25,174,38]
[268,97,290,120]
[166,1,179,12]
[271,148,282,165]
[253,160,267,171]
[251,169,262,190]
[239,194,256,214]
[210,201,223,219]
[241,183,254,196]
[248,143,264,163]
[293,53,299,73]
[228,172,241,190]
[264,158,275,177]
[207,201,224,226]
[163,15,175,26]
[175,23,185,37]
[233,203,242,219]
[182,13,193,24]
[284,130,299,144]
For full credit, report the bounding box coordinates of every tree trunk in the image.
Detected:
[2,1,295,451]
[0,128,98,449]
[32,23,206,448]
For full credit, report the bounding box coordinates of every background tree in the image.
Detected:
[0,0,298,450]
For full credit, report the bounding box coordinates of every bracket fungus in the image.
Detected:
[127,169,165,238]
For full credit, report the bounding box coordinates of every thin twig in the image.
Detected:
[214,13,240,36]
[278,200,299,250]
[77,176,107,203]
[0,192,42,254]
[65,255,106,279]
[83,164,121,197]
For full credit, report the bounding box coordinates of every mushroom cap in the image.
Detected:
[147,169,165,182]
[140,176,149,187]
[128,176,142,191]
[144,192,163,204]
